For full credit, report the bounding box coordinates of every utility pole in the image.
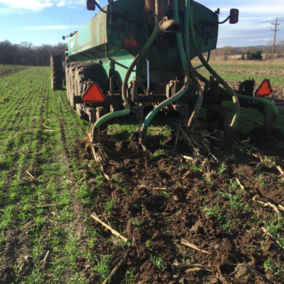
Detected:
[271,17,280,61]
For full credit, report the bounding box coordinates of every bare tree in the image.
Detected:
[264,40,284,59]
[0,40,67,66]
[219,46,235,60]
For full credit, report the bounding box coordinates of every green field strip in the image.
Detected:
[0,92,36,186]
[0,69,31,96]
[0,69,46,202]
[0,67,86,282]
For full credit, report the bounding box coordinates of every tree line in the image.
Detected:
[0,40,67,66]
[210,40,284,61]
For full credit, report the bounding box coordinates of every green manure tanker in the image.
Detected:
[51,0,278,142]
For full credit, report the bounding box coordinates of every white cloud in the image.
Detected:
[218,24,271,39]
[217,23,283,47]
[0,0,85,13]
[19,25,83,30]
[0,0,53,12]
[204,0,284,15]
[0,7,24,14]
[57,0,66,7]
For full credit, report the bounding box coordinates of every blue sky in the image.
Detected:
[0,0,283,47]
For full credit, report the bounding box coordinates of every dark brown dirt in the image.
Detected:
[73,128,284,284]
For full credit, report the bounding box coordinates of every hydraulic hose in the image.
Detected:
[92,26,159,141]
[141,0,190,140]
[194,51,211,70]
[184,0,203,128]
[238,93,278,117]
[194,70,278,128]
[189,3,240,134]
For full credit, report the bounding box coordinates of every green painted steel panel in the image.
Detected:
[67,0,219,90]
[68,8,108,59]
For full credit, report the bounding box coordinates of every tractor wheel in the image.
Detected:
[68,68,76,109]
[66,64,71,102]
[75,72,85,118]
[50,55,63,90]
[66,62,80,108]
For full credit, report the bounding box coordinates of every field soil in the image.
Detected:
[72,126,284,284]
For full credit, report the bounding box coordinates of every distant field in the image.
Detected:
[0,65,28,78]
[198,70,283,86]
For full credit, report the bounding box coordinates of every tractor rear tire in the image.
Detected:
[50,55,63,90]
[66,64,71,102]
[75,72,85,118]
[68,69,76,109]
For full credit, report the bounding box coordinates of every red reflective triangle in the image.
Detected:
[82,83,105,103]
[255,79,272,97]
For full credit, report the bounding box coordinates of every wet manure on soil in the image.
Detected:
[71,128,284,284]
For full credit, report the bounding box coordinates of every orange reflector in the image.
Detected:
[255,79,273,97]
[82,83,105,103]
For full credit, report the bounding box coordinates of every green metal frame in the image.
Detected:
[67,0,219,90]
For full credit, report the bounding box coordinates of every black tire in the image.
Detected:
[50,55,63,90]
[66,62,81,109]
[66,65,71,102]
[68,69,76,109]
[75,72,85,118]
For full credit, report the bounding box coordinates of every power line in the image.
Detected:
[271,17,280,61]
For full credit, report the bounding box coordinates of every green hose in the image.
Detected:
[189,3,240,134]
[92,26,159,141]
[194,70,278,128]
[238,94,278,114]
[184,0,203,128]
[141,0,190,140]
[194,51,211,70]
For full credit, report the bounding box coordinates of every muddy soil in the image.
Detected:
[73,127,284,284]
